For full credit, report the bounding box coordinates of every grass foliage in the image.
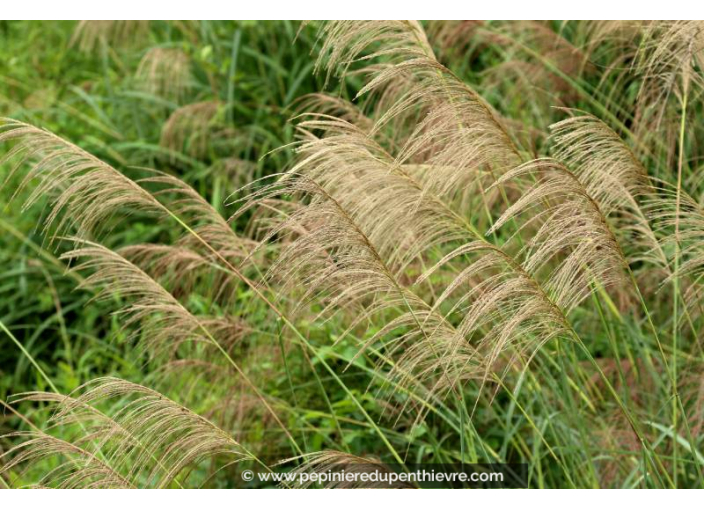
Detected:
[2,20,704,488]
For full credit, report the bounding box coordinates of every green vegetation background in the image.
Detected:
[2,21,701,488]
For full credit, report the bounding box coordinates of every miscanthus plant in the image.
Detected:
[2,20,704,488]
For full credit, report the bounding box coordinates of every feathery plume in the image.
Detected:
[160,101,221,160]
[2,378,247,488]
[136,47,192,102]
[0,119,166,240]
[72,21,150,53]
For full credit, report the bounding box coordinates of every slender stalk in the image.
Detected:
[671,79,689,487]
[0,318,59,394]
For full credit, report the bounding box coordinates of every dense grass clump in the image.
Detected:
[2,20,704,488]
